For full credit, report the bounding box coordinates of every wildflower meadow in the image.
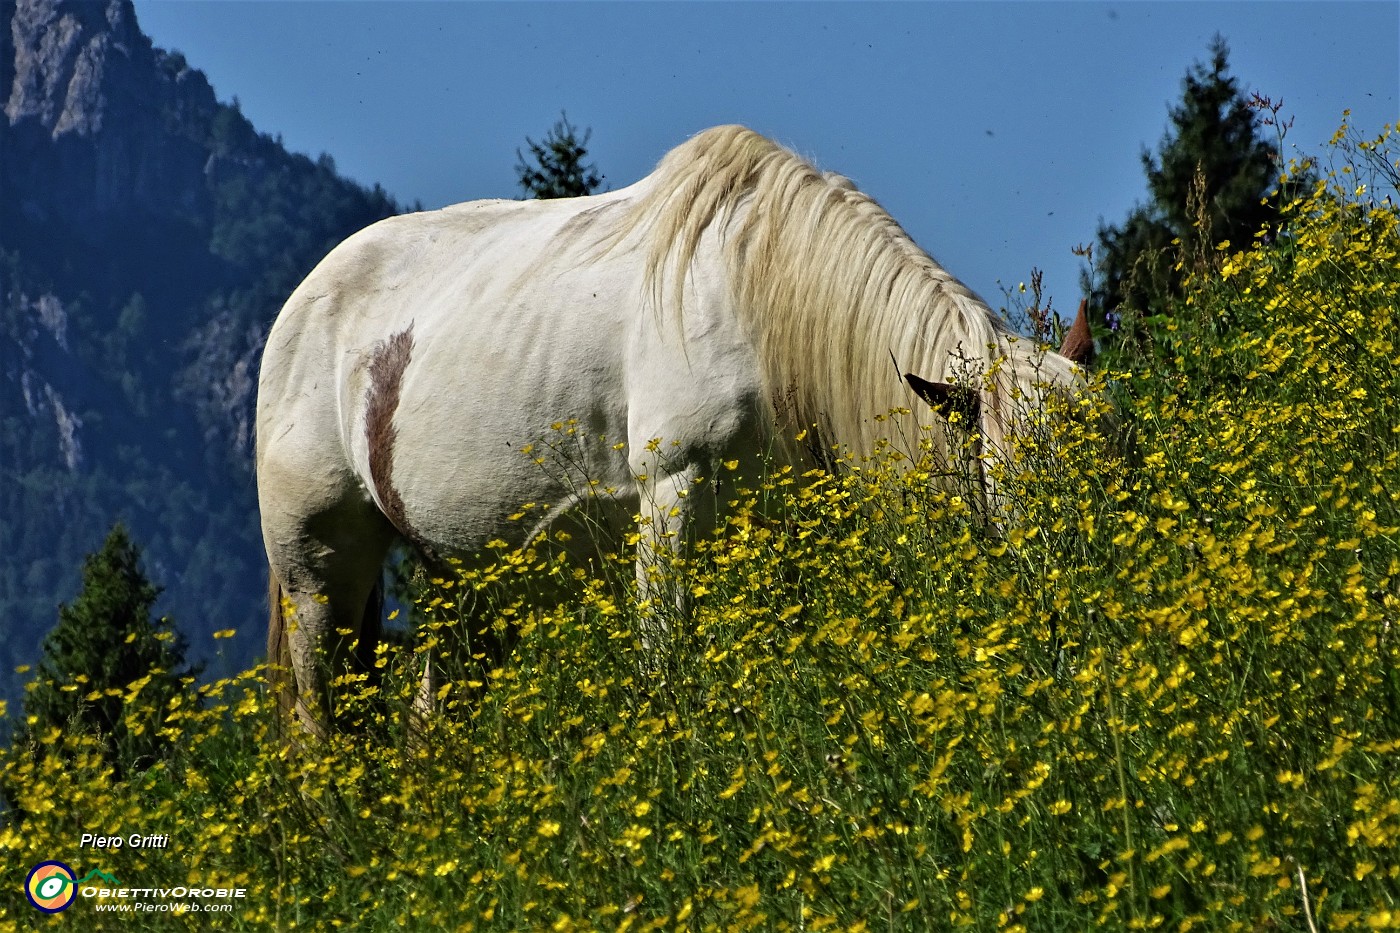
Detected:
[2,122,1397,930]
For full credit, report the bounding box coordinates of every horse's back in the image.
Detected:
[257,188,653,555]
[261,191,633,431]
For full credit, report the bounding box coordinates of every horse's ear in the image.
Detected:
[905,373,981,424]
[1059,299,1095,366]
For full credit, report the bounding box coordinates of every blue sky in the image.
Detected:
[131,1,1397,322]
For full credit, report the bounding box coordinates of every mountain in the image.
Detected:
[0,0,402,699]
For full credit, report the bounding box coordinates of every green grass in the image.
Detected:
[2,122,1398,931]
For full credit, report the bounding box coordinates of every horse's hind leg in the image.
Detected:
[262,483,396,741]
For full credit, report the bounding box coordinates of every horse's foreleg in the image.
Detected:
[633,463,707,656]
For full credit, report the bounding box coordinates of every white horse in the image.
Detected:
[257,125,1092,737]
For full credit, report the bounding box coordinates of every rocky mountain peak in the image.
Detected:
[3,0,216,226]
[6,0,149,137]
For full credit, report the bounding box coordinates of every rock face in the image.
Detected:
[5,0,214,229]
[0,0,401,697]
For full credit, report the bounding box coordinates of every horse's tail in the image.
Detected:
[266,572,296,729]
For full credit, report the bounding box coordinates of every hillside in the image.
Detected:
[2,124,1397,926]
[0,0,402,696]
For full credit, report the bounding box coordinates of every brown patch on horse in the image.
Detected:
[365,324,418,541]
[1059,299,1095,366]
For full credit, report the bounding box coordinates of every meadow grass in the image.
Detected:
[2,122,1398,931]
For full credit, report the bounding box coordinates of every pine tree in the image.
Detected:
[1084,36,1291,355]
[515,113,604,199]
[18,524,199,776]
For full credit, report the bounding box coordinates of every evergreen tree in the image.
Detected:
[515,113,604,199]
[17,525,199,776]
[1084,36,1290,354]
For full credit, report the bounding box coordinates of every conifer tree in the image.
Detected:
[1084,36,1291,354]
[515,112,604,199]
[18,524,198,776]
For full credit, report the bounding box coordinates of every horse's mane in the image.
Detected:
[619,124,1078,459]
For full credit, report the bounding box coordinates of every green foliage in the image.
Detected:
[12,526,199,781]
[515,112,604,199]
[1085,36,1294,365]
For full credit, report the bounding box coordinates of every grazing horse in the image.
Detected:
[257,125,1092,737]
